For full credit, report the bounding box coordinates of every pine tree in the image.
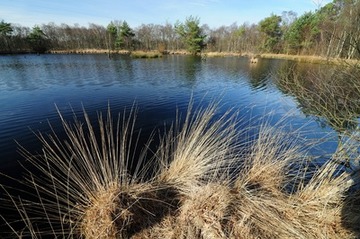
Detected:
[175,16,206,55]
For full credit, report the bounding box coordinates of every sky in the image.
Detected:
[0,0,332,28]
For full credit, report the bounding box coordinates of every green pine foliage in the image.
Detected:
[259,14,282,53]
[175,16,206,55]
[27,26,50,53]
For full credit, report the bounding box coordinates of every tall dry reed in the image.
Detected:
[1,101,360,238]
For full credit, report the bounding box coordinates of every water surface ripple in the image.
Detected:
[0,54,340,175]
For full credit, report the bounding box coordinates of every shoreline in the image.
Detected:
[204,52,359,65]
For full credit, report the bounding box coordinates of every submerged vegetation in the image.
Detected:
[1,98,360,238]
[274,62,360,168]
[275,62,360,133]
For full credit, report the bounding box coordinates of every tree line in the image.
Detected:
[1,0,360,59]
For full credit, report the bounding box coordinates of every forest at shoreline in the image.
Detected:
[1,0,360,60]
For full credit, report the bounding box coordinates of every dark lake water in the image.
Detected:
[0,54,350,179]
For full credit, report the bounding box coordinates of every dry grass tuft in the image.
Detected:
[81,183,120,238]
[1,101,360,238]
[156,101,238,190]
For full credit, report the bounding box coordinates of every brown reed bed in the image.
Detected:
[261,53,360,65]
[1,101,360,238]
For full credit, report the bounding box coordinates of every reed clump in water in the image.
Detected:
[1,101,360,238]
[130,50,162,58]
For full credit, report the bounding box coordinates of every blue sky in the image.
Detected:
[1,0,332,28]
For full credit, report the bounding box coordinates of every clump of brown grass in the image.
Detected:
[135,125,359,239]
[1,101,360,238]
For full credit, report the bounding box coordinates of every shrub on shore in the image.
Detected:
[1,101,360,238]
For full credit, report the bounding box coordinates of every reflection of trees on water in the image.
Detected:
[110,54,135,83]
[274,61,360,166]
[205,56,276,90]
[183,55,201,86]
[248,58,273,90]
[1,54,138,91]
